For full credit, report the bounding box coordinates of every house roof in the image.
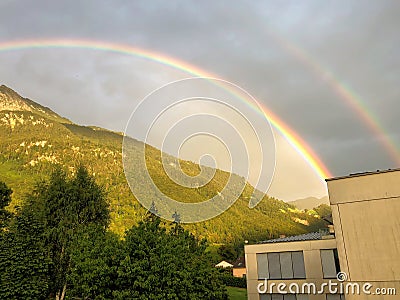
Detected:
[215,260,234,268]
[325,167,400,181]
[258,231,327,244]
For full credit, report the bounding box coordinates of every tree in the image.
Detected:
[0,167,231,299]
[314,204,332,219]
[116,214,228,300]
[66,225,125,299]
[0,181,12,228]
[0,196,50,299]
[217,244,238,262]
[43,165,109,299]
[1,165,110,300]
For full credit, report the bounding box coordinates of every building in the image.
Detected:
[245,168,400,300]
[326,169,400,299]
[245,231,340,300]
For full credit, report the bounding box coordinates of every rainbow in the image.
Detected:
[266,30,400,165]
[0,38,332,180]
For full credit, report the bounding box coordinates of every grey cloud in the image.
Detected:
[1,0,399,199]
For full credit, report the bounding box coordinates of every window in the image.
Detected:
[260,295,309,300]
[321,249,340,278]
[292,251,306,278]
[257,251,306,280]
[257,253,269,279]
[326,294,345,300]
[280,252,294,279]
[268,253,281,279]
[259,295,282,300]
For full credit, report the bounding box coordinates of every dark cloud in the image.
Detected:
[1,0,399,199]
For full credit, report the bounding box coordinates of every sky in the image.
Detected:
[0,1,399,201]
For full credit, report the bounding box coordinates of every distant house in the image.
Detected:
[232,256,246,278]
[215,260,234,268]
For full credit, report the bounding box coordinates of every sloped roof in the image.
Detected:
[259,232,325,244]
[215,260,234,268]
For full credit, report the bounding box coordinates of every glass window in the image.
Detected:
[321,249,338,278]
[262,251,305,279]
[260,295,309,300]
[280,252,294,279]
[260,294,271,300]
[326,295,344,300]
[257,253,269,279]
[292,251,306,278]
[268,252,282,279]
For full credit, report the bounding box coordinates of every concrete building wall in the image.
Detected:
[327,169,400,300]
[245,238,337,300]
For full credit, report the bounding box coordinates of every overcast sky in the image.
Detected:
[1,1,399,201]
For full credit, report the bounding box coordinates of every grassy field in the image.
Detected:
[227,286,247,300]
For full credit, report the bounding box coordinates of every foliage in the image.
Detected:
[0,233,50,299]
[217,268,247,289]
[314,204,332,218]
[0,181,12,228]
[221,275,247,289]
[0,181,12,209]
[116,214,228,300]
[218,244,238,262]
[0,196,50,299]
[26,165,109,299]
[66,225,125,299]
[0,165,110,300]
[0,169,230,299]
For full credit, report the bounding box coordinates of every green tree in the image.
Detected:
[116,214,228,300]
[42,165,109,299]
[0,199,50,299]
[0,181,12,228]
[1,165,110,300]
[217,244,238,262]
[314,204,332,219]
[66,225,124,299]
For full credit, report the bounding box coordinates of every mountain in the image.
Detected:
[0,85,327,243]
[0,85,71,124]
[288,196,329,210]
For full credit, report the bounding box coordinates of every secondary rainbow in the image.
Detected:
[0,38,332,180]
[265,29,400,165]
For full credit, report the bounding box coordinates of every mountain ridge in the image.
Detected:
[0,84,71,124]
[288,196,329,210]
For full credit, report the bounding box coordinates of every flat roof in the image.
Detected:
[258,232,328,244]
[325,167,400,182]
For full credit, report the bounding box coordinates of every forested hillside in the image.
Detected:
[0,85,327,244]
